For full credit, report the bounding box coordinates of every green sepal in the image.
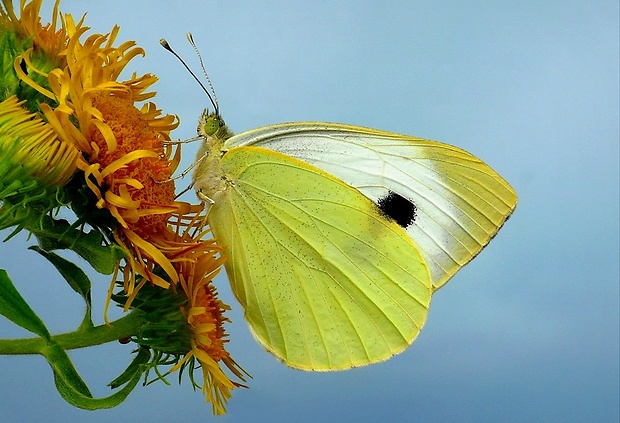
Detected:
[0,269,51,340]
[0,141,66,238]
[108,346,151,389]
[112,283,192,355]
[29,246,93,329]
[0,28,58,112]
[0,30,24,102]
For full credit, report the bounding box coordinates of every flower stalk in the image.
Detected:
[0,311,145,355]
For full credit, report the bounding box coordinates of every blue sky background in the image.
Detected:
[1,1,618,422]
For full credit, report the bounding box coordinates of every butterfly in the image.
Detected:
[163,36,517,371]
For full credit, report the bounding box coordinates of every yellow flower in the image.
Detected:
[174,242,249,415]
[0,95,79,229]
[114,221,248,415]
[3,0,250,414]
[0,95,78,187]
[1,0,78,221]
[0,0,213,307]
[0,0,65,61]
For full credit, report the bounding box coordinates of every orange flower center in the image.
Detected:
[190,283,230,361]
[88,93,176,237]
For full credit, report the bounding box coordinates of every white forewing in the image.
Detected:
[225,122,517,290]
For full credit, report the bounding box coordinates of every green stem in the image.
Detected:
[0,310,145,355]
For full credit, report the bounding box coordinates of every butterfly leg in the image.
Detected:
[195,188,216,229]
[197,188,216,205]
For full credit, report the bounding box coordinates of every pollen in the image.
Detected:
[87,93,176,237]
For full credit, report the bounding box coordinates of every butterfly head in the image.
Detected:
[198,109,232,143]
[161,34,232,143]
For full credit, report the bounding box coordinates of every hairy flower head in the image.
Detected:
[0,0,214,306]
[113,226,248,415]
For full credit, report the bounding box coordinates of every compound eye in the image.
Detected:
[203,116,221,136]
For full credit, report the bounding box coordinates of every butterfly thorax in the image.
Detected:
[192,109,233,204]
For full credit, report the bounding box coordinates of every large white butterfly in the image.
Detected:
[163,36,517,371]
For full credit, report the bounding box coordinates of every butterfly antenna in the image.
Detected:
[160,37,218,113]
[186,33,220,115]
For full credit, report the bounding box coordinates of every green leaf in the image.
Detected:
[29,246,93,329]
[43,342,92,398]
[29,246,92,300]
[43,342,144,410]
[32,216,126,275]
[0,269,51,340]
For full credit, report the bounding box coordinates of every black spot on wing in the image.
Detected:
[377,191,417,228]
